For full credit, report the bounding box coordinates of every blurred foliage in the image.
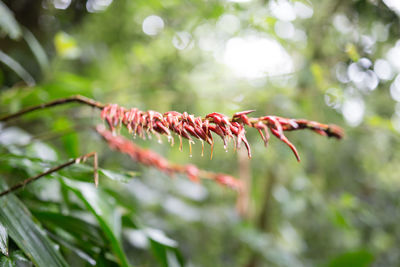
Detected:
[1,0,400,266]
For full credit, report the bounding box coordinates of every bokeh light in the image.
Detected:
[86,0,113,13]
[374,59,393,81]
[223,35,293,79]
[390,75,400,102]
[172,32,193,50]
[142,15,165,36]
[269,0,296,21]
[342,96,365,126]
[52,0,71,10]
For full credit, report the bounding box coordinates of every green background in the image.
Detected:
[0,0,399,266]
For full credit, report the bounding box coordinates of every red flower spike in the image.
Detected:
[326,124,344,139]
[100,105,108,120]
[208,124,224,139]
[229,123,239,136]
[96,125,241,191]
[184,164,200,182]
[184,124,201,139]
[233,110,255,118]
[100,104,343,161]
[232,122,251,158]
[187,114,197,127]
[177,122,192,141]
[313,129,328,136]
[233,110,255,126]
[254,121,270,147]
[194,126,208,142]
[276,117,298,128]
[208,113,231,133]
[262,116,283,136]
[215,174,243,191]
[270,128,300,162]
[154,121,171,136]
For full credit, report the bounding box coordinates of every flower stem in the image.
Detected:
[0,95,105,122]
[0,152,98,197]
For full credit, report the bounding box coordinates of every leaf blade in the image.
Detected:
[0,179,68,267]
[62,180,131,267]
[0,50,35,86]
[0,223,8,256]
[0,1,21,39]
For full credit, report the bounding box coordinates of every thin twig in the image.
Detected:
[0,152,98,197]
[93,153,99,187]
[0,95,105,122]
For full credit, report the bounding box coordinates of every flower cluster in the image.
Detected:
[100,104,344,161]
[96,125,243,191]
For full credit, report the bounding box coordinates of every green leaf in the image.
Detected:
[0,223,7,256]
[0,179,68,267]
[0,256,14,267]
[9,251,29,264]
[0,50,35,86]
[149,239,184,267]
[45,231,97,266]
[0,153,135,186]
[0,1,21,39]
[327,250,374,267]
[52,118,79,158]
[146,229,177,248]
[57,164,135,184]
[145,229,184,267]
[32,211,106,247]
[150,240,169,267]
[58,165,135,184]
[22,28,49,73]
[61,180,130,267]
[99,169,134,183]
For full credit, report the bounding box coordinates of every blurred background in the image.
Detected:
[0,0,400,266]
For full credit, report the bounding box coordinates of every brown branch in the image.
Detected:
[0,95,105,122]
[0,152,98,197]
